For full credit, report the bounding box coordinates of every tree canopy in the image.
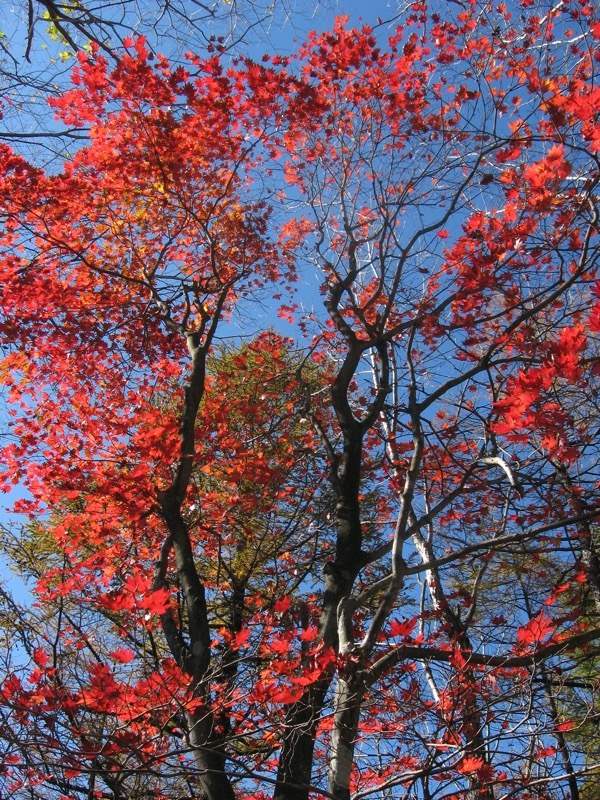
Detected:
[1,2,600,800]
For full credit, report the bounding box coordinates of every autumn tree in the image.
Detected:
[0,0,328,155]
[0,333,329,799]
[1,2,600,800]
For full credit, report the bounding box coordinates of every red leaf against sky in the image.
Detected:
[457,756,485,774]
[516,612,555,648]
[388,617,418,638]
[109,648,135,664]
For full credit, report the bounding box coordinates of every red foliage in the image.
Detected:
[1,3,599,800]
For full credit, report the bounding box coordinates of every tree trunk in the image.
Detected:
[273,680,331,800]
[188,710,236,800]
[328,675,363,800]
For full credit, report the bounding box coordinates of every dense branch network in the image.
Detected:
[0,3,599,800]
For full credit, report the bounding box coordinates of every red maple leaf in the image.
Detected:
[388,617,417,638]
[109,648,135,664]
[516,612,554,647]
[556,720,575,732]
[457,755,485,774]
[141,587,171,615]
